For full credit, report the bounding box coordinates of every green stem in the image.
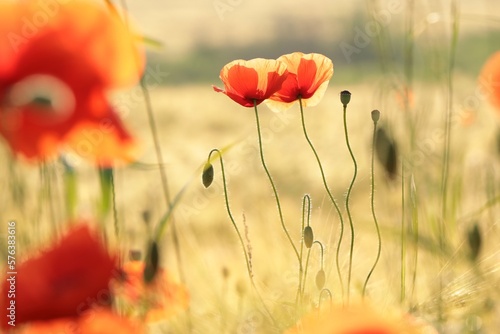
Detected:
[342,103,358,303]
[109,168,119,237]
[362,117,382,297]
[296,195,311,307]
[401,164,406,304]
[209,149,276,325]
[253,101,300,262]
[299,98,345,302]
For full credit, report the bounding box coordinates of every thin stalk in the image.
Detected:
[296,195,311,307]
[362,114,382,297]
[299,98,345,302]
[109,168,119,237]
[253,101,300,262]
[209,149,276,325]
[401,163,406,304]
[438,1,459,326]
[342,102,358,303]
[409,174,419,304]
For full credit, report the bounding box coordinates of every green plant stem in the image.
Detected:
[362,119,382,298]
[342,103,358,303]
[299,98,345,302]
[296,195,311,307]
[109,168,119,237]
[209,149,276,325]
[253,101,300,262]
[401,165,406,304]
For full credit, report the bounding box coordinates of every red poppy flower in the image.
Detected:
[479,51,500,111]
[0,223,117,328]
[18,309,144,334]
[213,58,289,107]
[0,1,144,165]
[113,260,189,323]
[268,52,333,111]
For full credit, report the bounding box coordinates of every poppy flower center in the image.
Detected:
[5,74,76,120]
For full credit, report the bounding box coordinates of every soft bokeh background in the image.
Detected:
[2,0,500,332]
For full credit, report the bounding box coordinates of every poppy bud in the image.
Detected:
[340,90,351,106]
[303,226,314,248]
[144,240,159,283]
[467,223,482,261]
[202,162,214,188]
[316,269,326,290]
[375,127,398,180]
[371,109,380,123]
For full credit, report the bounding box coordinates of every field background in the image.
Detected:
[2,0,500,333]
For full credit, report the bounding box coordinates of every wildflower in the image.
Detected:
[267,52,333,111]
[479,51,500,111]
[113,260,189,323]
[213,58,288,107]
[0,223,117,328]
[18,308,144,334]
[285,302,436,334]
[0,0,144,165]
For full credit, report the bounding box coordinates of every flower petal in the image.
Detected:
[479,51,500,112]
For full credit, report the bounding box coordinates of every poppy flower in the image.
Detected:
[213,58,289,107]
[479,51,500,111]
[285,303,436,334]
[0,0,144,165]
[18,308,144,334]
[267,52,333,111]
[0,223,117,328]
[113,260,189,323]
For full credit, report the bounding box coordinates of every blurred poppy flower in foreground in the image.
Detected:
[213,58,288,107]
[285,303,436,334]
[0,0,144,165]
[479,51,500,111]
[113,260,189,323]
[0,223,117,328]
[18,308,144,334]
[267,52,333,111]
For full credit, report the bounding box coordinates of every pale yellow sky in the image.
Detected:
[123,0,499,57]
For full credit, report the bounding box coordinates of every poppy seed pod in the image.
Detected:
[303,226,314,248]
[144,240,160,283]
[467,223,482,262]
[316,269,326,290]
[202,162,214,188]
[340,90,351,106]
[371,109,381,123]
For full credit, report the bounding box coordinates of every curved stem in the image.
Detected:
[342,103,358,303]
[209,149,276,325]
[299,98,345,302]
[253,101,300,262]
[362,118,382,297]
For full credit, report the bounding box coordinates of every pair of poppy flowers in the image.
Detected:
[213,52,334,111]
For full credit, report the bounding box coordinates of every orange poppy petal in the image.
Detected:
[215,58,288,107]
[79,309,145,334]
[17,318,78,334]
[479,51,500,111]
[268,52,333,110]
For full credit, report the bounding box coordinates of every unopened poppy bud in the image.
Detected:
[375,127,398,180]
[144,240,159,283]
[303,226,314,248]
[371,109,380,123]
[467,223,482,261]
[340,90,351,106]
[202,162,214,188]
[316,269,326,290]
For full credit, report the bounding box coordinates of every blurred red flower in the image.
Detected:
[479,51,500,111]
[268,52,333,111]
[0,223,117,329]
[285,303,436,334]
[0,0,144,165]
[113,260,189,323]
[17,308,144,334]
[213,58,288,107]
